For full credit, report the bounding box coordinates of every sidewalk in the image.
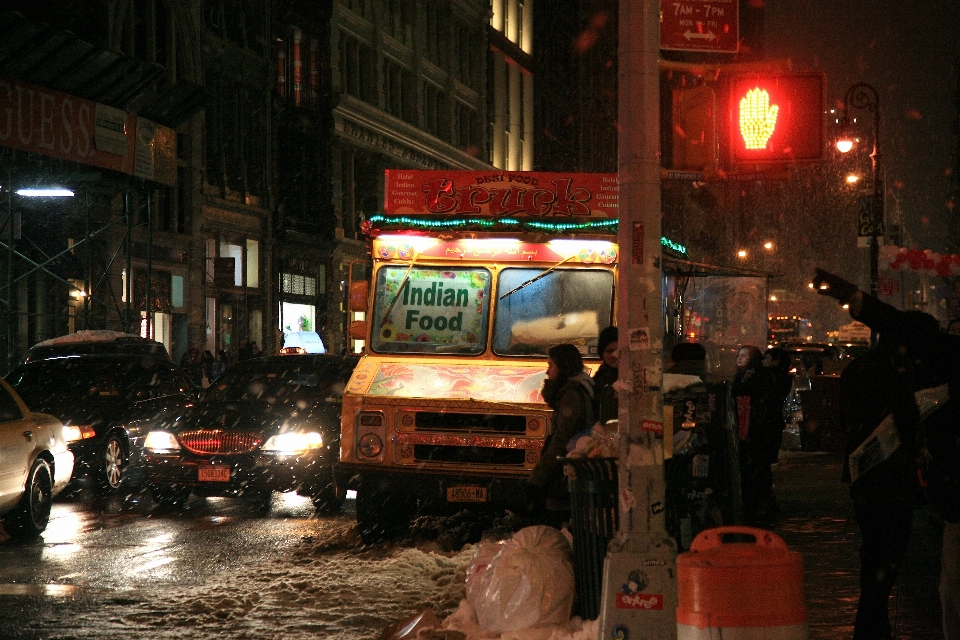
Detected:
[770,450,943,640]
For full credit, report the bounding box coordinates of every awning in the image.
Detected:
[0,11,210,128]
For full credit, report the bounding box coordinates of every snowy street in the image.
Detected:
[0,492,476,640]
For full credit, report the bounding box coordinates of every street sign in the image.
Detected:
[857,194,885,237]
[660,0,739,53]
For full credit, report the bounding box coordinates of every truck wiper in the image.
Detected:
[499,255,574,300]
[379,254,419,327]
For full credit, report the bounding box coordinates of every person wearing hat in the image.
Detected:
[527,343,596,527]
[593,326,619,425]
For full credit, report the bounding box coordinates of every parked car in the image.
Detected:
[143,354,359,512]
[6,354,196,494]
[0,378,75,538]
[775,342,861,453]
[280,331,327,355]
[20,330,171,364]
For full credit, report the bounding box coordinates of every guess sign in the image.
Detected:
[616,593,664,610]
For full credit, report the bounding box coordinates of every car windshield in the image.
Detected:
[204,362,348,404]
[494,267,615,356]
[9,358,180,405]
[370,266,490,355]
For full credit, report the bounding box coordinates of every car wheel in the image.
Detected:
[356,487,414,544]
[150,485,191,507]
[5,459,53,538]
[98,434,126,493]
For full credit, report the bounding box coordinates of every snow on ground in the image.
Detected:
[27,519,599,640]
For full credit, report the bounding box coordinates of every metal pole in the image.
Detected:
[124,192,132,333]
[84,188,91,330]
[869,102,882,299]
[5,169,12,373]
[600,0,678,637]
[145,190,152,339]
[843,83,881,299]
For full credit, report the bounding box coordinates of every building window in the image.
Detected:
[204,74,268,202]
[246,239,259,289]
[423,2,444,67]
[383,0,412,46]
[342,0,369,19]
[339,33,374,103]
[424,82,447,140]
[456,24,480,91]
[384,59,414,124]
[455,101,478,153]
[214,237,259,288]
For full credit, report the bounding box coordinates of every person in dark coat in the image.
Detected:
[813,268,938,640]
[731,344,772,524]
[750,347,794,519]
[527,343,596,528]
[666,341,708,377]
[592,326,619,425]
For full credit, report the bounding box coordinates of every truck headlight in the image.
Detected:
[262,431,323,454]
[144,431,181,452]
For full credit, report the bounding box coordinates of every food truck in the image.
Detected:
[339,170,619,542]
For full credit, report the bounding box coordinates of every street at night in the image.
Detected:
[0,0,958,639]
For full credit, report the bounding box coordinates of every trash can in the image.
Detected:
[562,456,619,621]
[677,526,807,639]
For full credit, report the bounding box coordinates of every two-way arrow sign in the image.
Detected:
[684,30,716,41]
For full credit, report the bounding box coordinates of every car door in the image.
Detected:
[0,382,31,509]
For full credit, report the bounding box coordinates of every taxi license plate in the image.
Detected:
[198,465,230,482]
[446,486,487,503]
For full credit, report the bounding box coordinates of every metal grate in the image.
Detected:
[178,430,263,455]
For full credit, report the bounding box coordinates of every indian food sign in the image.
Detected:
[384,170,618,219]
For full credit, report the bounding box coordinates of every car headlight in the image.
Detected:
[144,431,182,452]
[63,425,95,442]
[262,431,323,454]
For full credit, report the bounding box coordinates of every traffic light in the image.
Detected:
[672,85,718,171]
[728,72,825,164]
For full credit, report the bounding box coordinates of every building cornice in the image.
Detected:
[332,95,492,170]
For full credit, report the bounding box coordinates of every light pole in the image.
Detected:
[837,82,883,298]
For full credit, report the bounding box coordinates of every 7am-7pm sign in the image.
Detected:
[383,170,618,219]
[660,0,739,53]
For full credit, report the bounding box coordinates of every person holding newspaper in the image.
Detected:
[812,268,936,640]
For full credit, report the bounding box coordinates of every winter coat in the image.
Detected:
[846,294,955,495]
[731,366,771,442]
[751,367,793,464]
[592,362,618,425]
[529,372,596,501]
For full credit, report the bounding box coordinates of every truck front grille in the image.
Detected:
[413,445,527,465]
[413,412,528,433]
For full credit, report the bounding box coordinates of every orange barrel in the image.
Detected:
[676,526,808,640]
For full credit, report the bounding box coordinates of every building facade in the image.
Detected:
[0,0,506,368]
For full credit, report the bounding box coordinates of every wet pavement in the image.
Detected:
[770,450,943,640]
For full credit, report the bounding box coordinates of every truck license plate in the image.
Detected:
[198,465,230,482]
[447,486,487,503]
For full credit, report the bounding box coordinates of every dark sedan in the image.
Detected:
[6,354,197,494]
[143,354,359,512]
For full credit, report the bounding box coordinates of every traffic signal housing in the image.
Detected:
[727,72,825,164]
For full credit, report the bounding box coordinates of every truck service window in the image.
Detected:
[371,266,491,355]
[493,267,615,356]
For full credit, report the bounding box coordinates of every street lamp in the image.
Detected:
[836,82,883,298]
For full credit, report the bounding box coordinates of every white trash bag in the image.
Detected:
[465,525,575,633]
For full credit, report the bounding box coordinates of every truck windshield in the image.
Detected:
[493,267,615,356]
[370,266,491,354]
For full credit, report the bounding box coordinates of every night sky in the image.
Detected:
[764,0,960,253]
